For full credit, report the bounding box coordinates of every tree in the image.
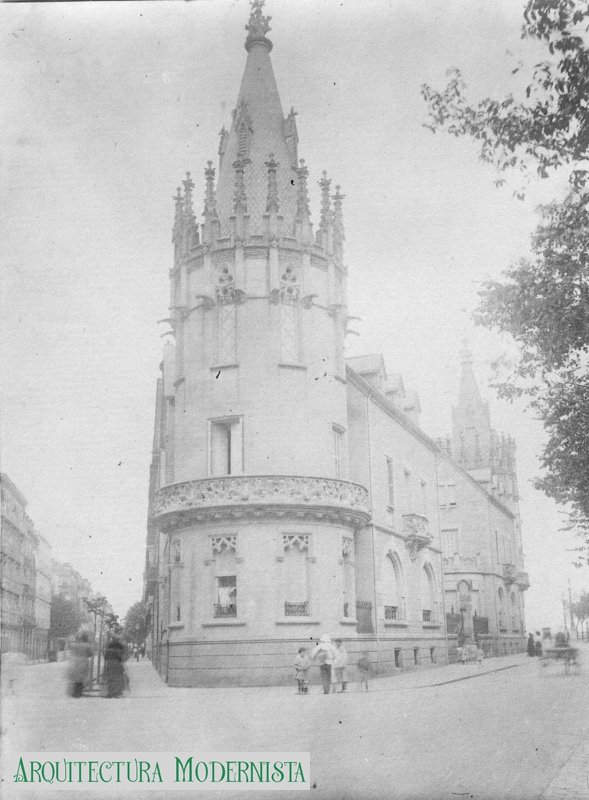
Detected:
[422,0,589,559]
[422,0,589,191]
[570,591,589,632]
[49,595,83,639]
[123,601,148,643]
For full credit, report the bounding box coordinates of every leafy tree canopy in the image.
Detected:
[570,591,589,621]
[423,0,589,561]
[123,601,148,643]
[49,595,83,639]
[422,0,589,192]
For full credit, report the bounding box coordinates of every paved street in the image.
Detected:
[2,647,589,800]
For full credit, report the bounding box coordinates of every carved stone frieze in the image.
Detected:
[402,513,432,561]
[153,475,370,532]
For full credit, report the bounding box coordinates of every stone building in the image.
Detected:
[1,473,52,659]
[437,346,529,655]
[144,1,527,686]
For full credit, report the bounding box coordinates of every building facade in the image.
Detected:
[437,346,529,656]
[1,473,52,659]
[144,1,527,686]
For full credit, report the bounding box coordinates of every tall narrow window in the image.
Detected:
[210,417,243,476]
[420,480,427,517]
[421,563,437,623]
[213,536,237,618]
[404,469,412,513]
[342,538,355,619]
[383,552,404,621]
[283,535,310,616]
[279,265,301,363]
[215,265,238,365]
[386,458,395,510]
[442,529,459,557]
[332,426,344,479]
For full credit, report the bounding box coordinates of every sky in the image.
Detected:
[1,0,586,629]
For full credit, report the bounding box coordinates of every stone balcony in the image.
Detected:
[152,475,371,531]
[503,563,517,585]
[517,571,530,590]
[402,513,432,560]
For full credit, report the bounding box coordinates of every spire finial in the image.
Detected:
[233,157,249,214]
[204,160,218,220]
[265,153,280,214]
[183,171,195,218]
[245,0,273,52]
[332,184,345,262]
[319,171,333,231]
[172,186,184,244]
[295,158,310,221]
[460,337,473,366]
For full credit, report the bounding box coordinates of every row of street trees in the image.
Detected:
[422,0,589,562]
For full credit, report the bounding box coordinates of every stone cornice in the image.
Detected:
[152,475,371,533]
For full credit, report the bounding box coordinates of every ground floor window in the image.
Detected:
[215,575,237,618]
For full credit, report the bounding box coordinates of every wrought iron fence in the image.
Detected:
[384,605,398,621]
[214,604,237,618]
[284,601,308,616]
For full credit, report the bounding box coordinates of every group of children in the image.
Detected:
[294,635,372,694]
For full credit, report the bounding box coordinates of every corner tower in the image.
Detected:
[147,1,370,686]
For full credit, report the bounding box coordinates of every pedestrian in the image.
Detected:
[103,638,127,698]
[140,643,146,659]
[460,644,467,665]
[133,644,139,662]
[294,647,310,694]
[332,639,349,693]
[311,635,337,695]
[67,632,93,698]
[476,645,484,668]
[357,651,371,691]
[534,631,543,658]
[527,632,535,657]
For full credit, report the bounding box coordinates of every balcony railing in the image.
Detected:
[402,514,432,559]
[284,601,308,617]
[384,605,398,621]
[213,604,236,618]
[343,602,349,618]
[152,475,371,529]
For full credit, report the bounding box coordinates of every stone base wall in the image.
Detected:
[152,633,449,687]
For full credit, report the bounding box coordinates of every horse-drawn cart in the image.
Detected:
[541,646,580,674]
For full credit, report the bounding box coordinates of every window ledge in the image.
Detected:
[202,620,246,627]
[422,623,442,629]
[340,618,358,626]
[384,621,409,628]
[275,618,321,625]
[278,363,307,371]
[210,364,239,372]
[167,623,184,630]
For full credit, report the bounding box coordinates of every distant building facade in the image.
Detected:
[437,346,529,655]
[1,473,52,658]
[143,2,528,686]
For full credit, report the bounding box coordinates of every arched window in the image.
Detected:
[283,535,310,616]
[215,265,237,364]
[238,122,249,158]
[510,591,518,631]
[498,588,505,630]
[421,563,437,623]
[279,264,301,364]
[383,552,405,621]
[212,536,237,618]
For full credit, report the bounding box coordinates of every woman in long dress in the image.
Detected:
[103,637,127,698]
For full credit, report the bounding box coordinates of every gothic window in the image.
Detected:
[498,587,505,630]
[238,122,249,158]
[421,563,437,623]
[383,552,405,621]
[170,538,182,624]
[213,536,237,618]
[209,417,243,476]
[279,264,301,363]
[342,537,355,619]
[510,592,518,631]
[215,265,237,364]
[283,535,310,616]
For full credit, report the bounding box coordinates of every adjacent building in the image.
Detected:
[1,473,52,659]
[143,1,528,686]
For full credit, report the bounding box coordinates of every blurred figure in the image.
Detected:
[67,632,93,698]
[1,651,27,695]
[356,651,371,691]
[527,632,535,657]
[104,638,127,698]
[311,635,337,695]
[534,631,543,658]
[140,643,146,659]
[332,639,349,692]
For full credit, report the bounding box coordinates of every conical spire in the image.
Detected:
[452,342,492,471]
[215,0,298,237]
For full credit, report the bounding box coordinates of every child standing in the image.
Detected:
[357,651,371,691]
[476,645,485,668]
[294,647,310,694]
[332,639,349,693]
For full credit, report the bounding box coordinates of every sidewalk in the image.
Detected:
[118,649,531,698]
